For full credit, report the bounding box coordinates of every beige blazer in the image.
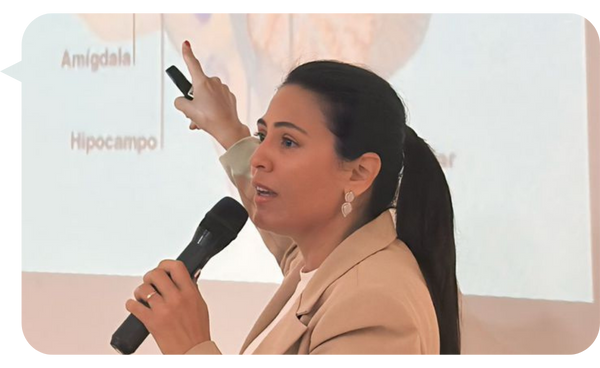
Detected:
[185,137,439,354]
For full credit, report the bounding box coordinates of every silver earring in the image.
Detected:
[341,191,355,218]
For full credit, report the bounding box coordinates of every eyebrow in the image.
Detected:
[257,118,309,136]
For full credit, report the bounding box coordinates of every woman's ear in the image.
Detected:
[348,152,381,197]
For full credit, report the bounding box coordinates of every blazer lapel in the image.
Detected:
[239,261,304,354]
[251,297,308,354]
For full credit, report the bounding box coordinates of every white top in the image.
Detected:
[242,267,318,354]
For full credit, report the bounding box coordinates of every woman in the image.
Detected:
[125,40,461,354]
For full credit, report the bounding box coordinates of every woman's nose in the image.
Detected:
[250,141,273,174]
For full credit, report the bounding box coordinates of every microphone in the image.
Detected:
[110,196,248,354]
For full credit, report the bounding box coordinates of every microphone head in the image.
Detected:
[201,197,249,236]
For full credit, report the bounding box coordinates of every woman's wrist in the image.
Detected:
[217,123,251,151]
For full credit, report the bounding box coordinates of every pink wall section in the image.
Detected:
[22,272,280,354]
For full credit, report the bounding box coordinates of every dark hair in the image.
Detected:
[283,60,461,354]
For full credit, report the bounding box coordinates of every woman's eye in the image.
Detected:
[253,132,297,148]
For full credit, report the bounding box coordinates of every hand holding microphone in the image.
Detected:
[125,259,211,355]
[111,197,248,354]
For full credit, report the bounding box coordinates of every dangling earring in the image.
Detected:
[341,190,355,218]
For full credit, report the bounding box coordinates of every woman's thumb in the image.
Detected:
[174,97,195,119]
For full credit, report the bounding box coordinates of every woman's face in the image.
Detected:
[250,84,350,237]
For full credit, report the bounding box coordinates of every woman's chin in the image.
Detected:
[252,211,286,234]
[251,211,271,229]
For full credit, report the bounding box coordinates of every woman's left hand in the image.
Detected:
[126,260,211,354]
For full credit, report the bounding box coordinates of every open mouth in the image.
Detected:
[256,186,277,197]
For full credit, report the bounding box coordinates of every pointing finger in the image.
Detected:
[182,41,206,82]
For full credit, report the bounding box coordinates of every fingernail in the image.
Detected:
[184,40,190,48]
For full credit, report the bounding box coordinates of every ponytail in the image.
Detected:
[396,126,461,354]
